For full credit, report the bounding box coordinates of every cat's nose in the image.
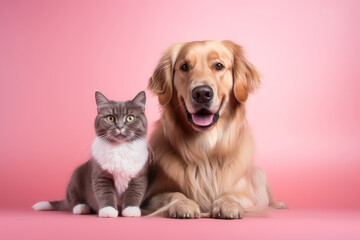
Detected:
[118,126,123,131]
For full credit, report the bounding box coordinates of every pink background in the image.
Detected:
[1,0,360,213]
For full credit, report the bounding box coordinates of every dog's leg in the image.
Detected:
[253,167,287,209]
[211,192,250,219]
[147,192,201,218]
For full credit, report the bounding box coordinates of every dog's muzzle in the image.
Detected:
[181,85,223,131]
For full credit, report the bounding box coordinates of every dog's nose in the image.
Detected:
[192,85,213,104]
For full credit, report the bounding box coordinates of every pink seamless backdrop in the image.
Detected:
[1,0,360,212]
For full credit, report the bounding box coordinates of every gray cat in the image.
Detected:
[33,91,149,217]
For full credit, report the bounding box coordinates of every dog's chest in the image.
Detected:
[92,137,148,195]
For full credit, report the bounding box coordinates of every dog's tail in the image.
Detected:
[32,200,69,211]
[143,199,207,218]
[142,199,181,218]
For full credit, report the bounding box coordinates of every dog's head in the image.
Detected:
[149,40,260,131]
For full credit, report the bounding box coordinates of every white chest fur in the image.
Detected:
[91,137,148,195]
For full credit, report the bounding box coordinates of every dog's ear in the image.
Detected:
[148,43,184,105]
[223,40,261,103]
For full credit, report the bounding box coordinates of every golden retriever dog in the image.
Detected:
[144,40,286,219]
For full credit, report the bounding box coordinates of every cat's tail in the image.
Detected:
[32,200,69,211]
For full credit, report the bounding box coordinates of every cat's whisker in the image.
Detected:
[98,134,109,140]
[95,135,113,149]
[99,136,110,145]
[130,134,155,162]
[102,137,111,147]
[75,137,98,160]
[133,137,154,160]
[75,134,111,160]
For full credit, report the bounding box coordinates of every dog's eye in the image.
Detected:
[215,63,224,70]
[181,63,189,72]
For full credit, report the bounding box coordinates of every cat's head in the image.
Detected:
[94,91,147,143]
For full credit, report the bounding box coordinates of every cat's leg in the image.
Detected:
[65,188,90,215]
[72,204,91,215]
[65,177,89,214]
[121,171,148,217]
[92,173,118,218]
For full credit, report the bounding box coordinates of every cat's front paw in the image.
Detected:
[122,206,141,217]
[98,206,118,218]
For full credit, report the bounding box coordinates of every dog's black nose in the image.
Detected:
[192,85,213,104]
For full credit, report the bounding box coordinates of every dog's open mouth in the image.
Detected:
[183,99,223,131]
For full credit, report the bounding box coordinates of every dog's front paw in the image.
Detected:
[98,206,118,218]
[211,197,244,219]
[169,199,201,219]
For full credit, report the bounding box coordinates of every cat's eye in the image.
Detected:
[126,115,135,123]
[106,115,115,123]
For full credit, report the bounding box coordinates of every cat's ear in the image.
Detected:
[95,91,110,108]
[132,91,146,108]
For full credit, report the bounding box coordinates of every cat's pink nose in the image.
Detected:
[118,126,123,131]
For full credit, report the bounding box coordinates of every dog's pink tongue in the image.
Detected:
[192,114,214,126]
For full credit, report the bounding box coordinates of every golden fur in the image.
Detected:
[145,40,286,219]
